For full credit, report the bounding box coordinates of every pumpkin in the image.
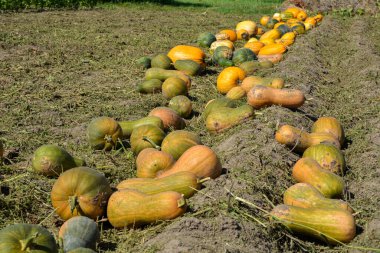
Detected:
[291,23,306,35]
[161,130,202,160]
[286,18,301,25]
[87,117,122,151]
[68,248,96,253]
[276,24,291,36]
[136,56,151,69]
[311,117,345,146]
[210,40,234,53]
[274,22,286,29]
[203,98,236,119]
[304,17,317,26]
[304,22,314,31]
[148,107,186,130]
[297,10,307,20]
[303,144,345,175]
[244,41,265,55]
[281,11,295,21]
[259,60,274,68]
[284,183,353,212]
[258,44,287,56]
[268,77,285,88]
[236,20,257,37]
[145,68,191,89]
[151,54,172,69]
[236,29,250,40]
[266,18,279,29]
[118,116,164,139]
[260,29,282,41]
[247,85,304,109]
[158,145,222,179]
[59,216,99,252]
[258,54,283,63]
[137,79,162,94]
[270,205,356,244]
[130,124,165,155]
[275,125,341,152]
[272,13,281,21]
[162,77,188,99]
[32,145,84,177]
[216,67,246,94]
[259,38,276,46]
[51,167,112,221]
[241,76,263,92]
[197,32,216,48]
[217,29,237,42]
[314,14,323,23]
[168,95,192,118]
[226,86,246,100]
[0,223,58,253]
[107,190,186,228]
[292,158,345,198]
[117,171,203,198]
[215,32,230,41]
[167,45,205,65]
[248,38,258,42]
[173,60,203,76]
[285,7,301,18]
[277,32,296,47]
[256,27,264,35]
[239,61,261,75]
[212,46,233,65]
[260,16,271,26]
[206,105,254,133]
[136,148,175,178]
[217,58,234,67]
[232,48,257,66]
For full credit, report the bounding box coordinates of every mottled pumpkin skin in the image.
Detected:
[130,125,166,155]
[161,130,202,160]
[51,167,112,221]
[148,107,186,131]
[203,98,236,120]
[0,223,58,253]
[303,144,345,175]
[168,95,192,119]
[137,79,162,94]
[197,32,216,48]
[118,116,164,139]
[59,216,99,252]
[136,148,175,178]
[162,77,188,99]
[145,68,191,89]
[311,117,345,146]
[107,190,186,228]
[270,205,356,244]
[87,117,122,151]
[151,54,172,69]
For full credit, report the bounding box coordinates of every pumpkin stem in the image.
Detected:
[69,195,78,214]
[20,232,39,251]
[142,136,161,150]
[177,196,186,208]
[198,177,211,184]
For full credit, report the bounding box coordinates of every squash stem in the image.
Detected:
[198,177,211,184]
[177,196,186,208]
[20,232,39,251]
[142,136,161,150]
[69,195,78,214]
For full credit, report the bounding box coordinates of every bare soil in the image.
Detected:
[0,6,379,253]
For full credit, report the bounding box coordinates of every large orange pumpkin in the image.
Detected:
[236,20,257,37]
[218,29,237,42]
[216,67,246,94]
[167,45,205,65]
[244,41,265,55]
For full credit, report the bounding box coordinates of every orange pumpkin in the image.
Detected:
[244,41,265,55]
[136,148,175,178]
[304,17,317,26]
[297,10,308,20]
[210,40,235,52]
[148,107,186,131]
[216,67,246,94]
[311,117,345,146]
[236,29,250,40]
[285,7,301,18]
[258,44,287,55]
[167,45,205,65]
[260,16,271,26]
[236,20,257,36]
[218,29,237,42]
[260,29,282,41]
[258,54,283,63]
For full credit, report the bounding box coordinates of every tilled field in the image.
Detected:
[0,6,379,253]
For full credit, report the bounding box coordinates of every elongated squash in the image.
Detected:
[118,116,163,139]
[260,29,282,41]
[258,44,287,55]
[167,45,205,65]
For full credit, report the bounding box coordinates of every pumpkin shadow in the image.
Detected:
[201,68,219,76]
[98,240,118,251]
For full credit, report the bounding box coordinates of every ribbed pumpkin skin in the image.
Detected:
[197,32,216,48]
[236,20,257,36]
[173,60,202,76]
[158,145,222,179]
[275,125,341,152]
[168,95,192,118]
[303,144,345,175]
[107,190,186,228]
[212,46,233,64]
[311,117,345,146]
[284,183,353,212]
[260,29,282,41]
[117,171,201,198]
[167,45,205,65]
[151,54,172,69]
[87,117,122,151]
[136,148,175,178]
[210,40,234,52]
[247,85,305,109]
[270,205,356,244]
[292,158,345,198]
[162,77,188,99]
[145,68,191,89]
[59,216,99,252]
[258,44,287,55]
[137,79,162,94]
[51,167,112,221]
[148,107,186,130]
[0,224,58,253]
[206,105,254,133]
[118,116,164,139]
[226,86,246,100]
[161,130,202,160]
[232,48,257,66]
[217,67,246,94]
[31,144,78,177]
[130,125,165,155]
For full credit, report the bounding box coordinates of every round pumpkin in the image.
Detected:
[285,7,301,18]
[0,224,58,253]
[212,46,233,65]
[31,144,79,177]
[244,41,265,55]
[218,29,237,42]
[87,116,122,151]
[51,166,112,221]
[197,32,216,48]
[305,17,317,26]
[280,11,294,21]
[59,216,99,252]
[210,40,234,53]
[216,67,246,94]
[236,20,257,36]
[260,16,271,26]
[311,116,345,146]
[168,95,192,118]
[136,148,175,178]
[276,24,291,36]
[162,77,188,99]
[161,130,202,160]
[232,48,257,66]
[291,23,306,34]
[297,10,308,20]
[130,124,165,155]
[167,45,205,65]
[236,29,249,40]
[266,18,279,29]
[314,14,323,22]
[148,107,186,130]
[136,56,151,69]
[151,54,172,69]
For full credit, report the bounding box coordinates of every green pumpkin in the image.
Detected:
[59,216,99,252]
[259,60,274,68]
[161,130,202,160]
[239,61,260,75]
[203,98,236,119]
[266,18,279,29]
[87,116,122,151]
[232,48,257,66]
[162,77,188,99]
[276,24,291,36]
[168,95,192,118]
[31,144,84,177]
[197,32,216,48]
[212,46,233,65]
[130,124,165,155]
[291,23,306,34]
[151,54,172,69]
[137,79,162,94]
[280,12,294,21]
[174,60,202,76]
[136,56,151,69]
[0,224,58,253]
[118,116,164,139]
